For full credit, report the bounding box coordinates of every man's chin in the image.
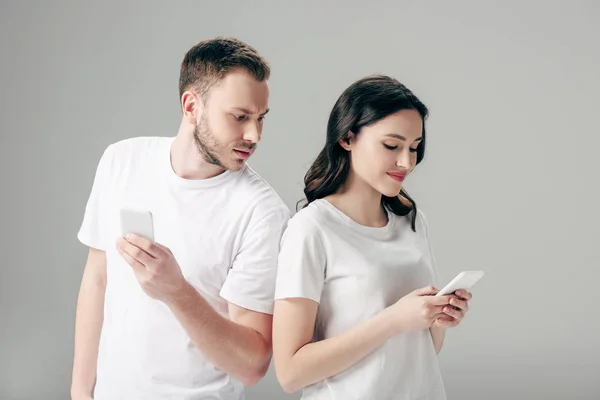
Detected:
[224,157,247,172]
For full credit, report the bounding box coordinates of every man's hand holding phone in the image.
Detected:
[117,208,188,303]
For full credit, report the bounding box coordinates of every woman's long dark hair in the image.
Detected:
[300,75,429,231]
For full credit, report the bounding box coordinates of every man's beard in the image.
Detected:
[193,114,228,169]
[193,115,255,172]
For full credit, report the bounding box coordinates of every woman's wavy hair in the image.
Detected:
[299,75,429,231]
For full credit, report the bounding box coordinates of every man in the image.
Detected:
[71,37,291,400]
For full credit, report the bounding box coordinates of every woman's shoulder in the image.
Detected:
[278,201,330,250]
[289,200,324,225]
[388,205,430,233]
[411,207,432,238]
[285,199,334,235]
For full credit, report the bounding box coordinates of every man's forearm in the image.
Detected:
[71,275,105,397]
[165,281,271,385]
[429,325,446,354]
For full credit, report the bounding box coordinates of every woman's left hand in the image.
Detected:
[432,289,472,328]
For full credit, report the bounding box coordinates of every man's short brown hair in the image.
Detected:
[178,37,270,101]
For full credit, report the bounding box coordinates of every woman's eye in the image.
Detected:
[383,144,398,150]
[409,147,418,153]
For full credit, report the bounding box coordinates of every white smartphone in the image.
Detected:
[435,270,484,296]
[120,208,154,242]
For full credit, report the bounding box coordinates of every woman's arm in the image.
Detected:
[272,298,397,394]
[272,286,451,394]
[429,325,447,354]
[429,288,473,354]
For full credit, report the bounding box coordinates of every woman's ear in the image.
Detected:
[338,131,355,151]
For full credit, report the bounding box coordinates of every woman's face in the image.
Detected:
[342,109,423,198]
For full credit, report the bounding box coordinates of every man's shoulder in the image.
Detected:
[106,136,171,157]
[91,136,170,184]
[96,136,171,173]
[236,165,290,219]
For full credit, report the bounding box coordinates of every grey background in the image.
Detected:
[1,0,599,399]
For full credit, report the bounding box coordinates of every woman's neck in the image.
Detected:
[324,171,388,228]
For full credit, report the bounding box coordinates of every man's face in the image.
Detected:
[193,69,270,171]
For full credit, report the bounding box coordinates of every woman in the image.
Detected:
[272,75,473,400]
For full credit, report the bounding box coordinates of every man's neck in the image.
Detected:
[170,125,226,180]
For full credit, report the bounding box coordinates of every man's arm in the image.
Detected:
[164,209,288,384]
[116,209,290,386]
[71,248,106,399]
[165,285,272,385]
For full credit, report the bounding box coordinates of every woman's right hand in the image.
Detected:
[389,286,453,332]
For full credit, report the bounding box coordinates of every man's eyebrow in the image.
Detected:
[231,107,270,115]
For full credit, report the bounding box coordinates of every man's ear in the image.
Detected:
[338,131,355,151]
[181,90,203,124]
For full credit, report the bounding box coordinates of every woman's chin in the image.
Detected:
[379,183,402,198]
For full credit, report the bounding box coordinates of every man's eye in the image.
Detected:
[233,115,246,121]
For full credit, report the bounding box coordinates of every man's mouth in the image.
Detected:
[233,148,254,160]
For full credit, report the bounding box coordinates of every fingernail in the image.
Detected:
[125,234,132,240]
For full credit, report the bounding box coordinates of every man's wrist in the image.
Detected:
[163,279,197,308]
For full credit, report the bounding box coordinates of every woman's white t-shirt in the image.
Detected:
[274,199,447,400]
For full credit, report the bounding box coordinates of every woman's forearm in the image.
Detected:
[276,307,397,393]
[429,325,447,354]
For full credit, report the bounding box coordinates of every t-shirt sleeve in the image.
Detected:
[77,145,114,251]
[220,208,291,315]
[274,214,327,304]
[417,209,441,288]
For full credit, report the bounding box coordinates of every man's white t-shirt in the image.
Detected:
[78,136,290,400]
[274,199,447,400]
